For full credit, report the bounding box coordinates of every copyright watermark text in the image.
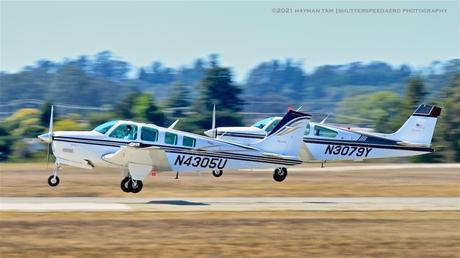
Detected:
[272,8,448,15]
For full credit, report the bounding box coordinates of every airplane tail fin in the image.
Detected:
[250,110,311,157]
[385,104,442,146]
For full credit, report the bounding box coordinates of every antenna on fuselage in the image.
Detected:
[168,120,179,129]
[203,104,218,138]
[212,104,216,131]
[320,114,330,124]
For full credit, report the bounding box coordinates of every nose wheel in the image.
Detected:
[273,167,287,182]
[47,163,61,187]
[120,177,143,193]
[212,169,223,177]
[48,175,60,187]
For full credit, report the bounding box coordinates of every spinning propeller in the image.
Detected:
[38,105,54,165]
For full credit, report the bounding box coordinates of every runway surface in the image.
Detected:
[1,197,459,212]
[242,163,460,172]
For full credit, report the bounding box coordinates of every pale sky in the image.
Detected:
[1,0,459,81]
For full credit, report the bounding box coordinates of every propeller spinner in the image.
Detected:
[37,105,54,164]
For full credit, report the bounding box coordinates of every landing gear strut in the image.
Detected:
[273,167,287,182]
[48,163,61,187]
[212,169,223,177]
[120,176,143,193]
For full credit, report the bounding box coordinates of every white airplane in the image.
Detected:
[205,104,442,163]
[38,107,311,193]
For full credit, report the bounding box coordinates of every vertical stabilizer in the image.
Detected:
[250,110,311,157]
[385,104,442,146]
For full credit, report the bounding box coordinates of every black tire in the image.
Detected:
[273,167,287,182]
[129,180,143,193]
[212,170,223,177]
[120,177,131,193]
[48,175,60,187]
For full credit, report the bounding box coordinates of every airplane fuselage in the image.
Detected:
[49,120,302,174]
[213,119,433,162]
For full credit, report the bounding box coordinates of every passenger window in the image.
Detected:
[314,125,338,138]
[265,120,280,132]
[165,132,178,145]
[304,123,310,135]
[182,136,196,147]
[109,124,137,140]
[141,127,159,142]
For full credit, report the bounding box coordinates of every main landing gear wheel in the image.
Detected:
[212,169,223,177]
[120,177,131,193]
[129,180,143,193]
[48,175,60,187]
[273,167,287,182]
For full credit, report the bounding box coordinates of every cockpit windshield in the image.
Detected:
[93,121,117,134]
[251,117,275,129]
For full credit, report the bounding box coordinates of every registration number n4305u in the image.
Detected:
[174,155,228,169]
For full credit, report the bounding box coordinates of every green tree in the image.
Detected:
[39,100,53,128]
[115,92,139,119]
[87,112,117,128]
[53,119,87,131]
[336,91,402,133]
[405,77,427,108]
[0,124,14,161]
[165,82,191,117]
[181,65,244,133]
[390,77,427,132]
[435,74,460,162]
[196,66,243,113]
[132,93,166,126]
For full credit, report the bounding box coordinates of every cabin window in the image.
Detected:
[252,117,274,129]
[93,121,116,134]
[109,124,138,140]
[265,119,280,132]
[314,125,338,138]
[141,127,159,142]
[304,123,310,135]
[182,136,196,147]
[165,132,178,145]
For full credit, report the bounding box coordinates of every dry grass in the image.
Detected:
[0,211,459,258]
[1,163,459,257]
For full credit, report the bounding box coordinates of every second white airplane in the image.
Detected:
[205,104,442,163]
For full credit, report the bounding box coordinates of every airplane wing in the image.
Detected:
[103,146,163,166]
[260,152,299,160]
[102,146,171,180]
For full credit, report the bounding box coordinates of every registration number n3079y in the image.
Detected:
[174,155,227,169]
[325,145,372,157]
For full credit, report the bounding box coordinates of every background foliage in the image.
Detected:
[0,52,458,162]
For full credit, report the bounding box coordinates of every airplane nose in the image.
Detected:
[204,129,218,138]
[38,133,52,143]
[204,129,213,137]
